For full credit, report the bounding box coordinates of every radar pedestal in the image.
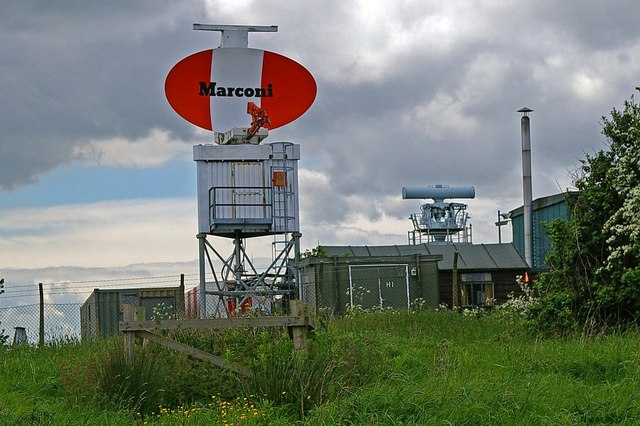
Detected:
[195,140,301,317]
[402,185,475,244]
[215,127,268,145]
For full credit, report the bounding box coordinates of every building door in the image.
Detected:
[348,264,410,309]
[230,161,266,219]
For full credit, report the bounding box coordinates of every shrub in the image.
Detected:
[239,326,378,420]
[533,92,640,333]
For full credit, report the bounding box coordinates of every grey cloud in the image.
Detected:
[1,0,638,229]
[0,1,206,189]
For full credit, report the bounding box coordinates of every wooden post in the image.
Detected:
[289,300,307,351]
[123,304,135,366]
[332,257,340,314]
[39,283,45,347]
[452,251,459,309]
[178,274,185,319]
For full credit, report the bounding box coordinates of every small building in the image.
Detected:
[423,243,529,307]
[298,243,528,313]
[80,286,185,340]
[509,192,577,271]
[298,247,441,315]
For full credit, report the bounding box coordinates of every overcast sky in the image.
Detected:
[2,0,639,306]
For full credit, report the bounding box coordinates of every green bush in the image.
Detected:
[533,92,640,333]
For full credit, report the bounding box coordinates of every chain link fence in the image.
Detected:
[0,303,82,346]
[0,293,298,346]
[0,262,436,346]
[0,299,191,346]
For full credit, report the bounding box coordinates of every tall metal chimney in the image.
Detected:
[518,107,533,267]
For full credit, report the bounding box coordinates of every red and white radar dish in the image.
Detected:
[165,48,317,132]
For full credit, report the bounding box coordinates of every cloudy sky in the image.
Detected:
[2,0,639,306]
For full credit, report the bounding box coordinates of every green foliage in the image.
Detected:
[493,275,537,322]
[0,321,8,347]
[237,324,383,421]
[3,311,640,424]
[532,92,640,332]
[58,336,225,416]
[151,302,176,320]
[0,343,136,424]
[306,311,640,425]
[60,338,161,414]
[301,246,327,259]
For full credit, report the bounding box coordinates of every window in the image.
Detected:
[460,273,494,307]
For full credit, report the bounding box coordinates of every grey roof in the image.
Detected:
[317,243,528,271]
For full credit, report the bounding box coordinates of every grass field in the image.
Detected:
[1,309,639,425]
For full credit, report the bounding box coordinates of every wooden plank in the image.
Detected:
[134,306,146,321]
[119,315,313,332]
[136,330,250,376]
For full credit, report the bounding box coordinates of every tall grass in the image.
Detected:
[0,342,135,425]
[306,311,640,425]
[1,309,640,424]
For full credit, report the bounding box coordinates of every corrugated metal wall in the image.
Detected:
[80,287,184,340]
[512,196,570,270]
[195,142,300,236]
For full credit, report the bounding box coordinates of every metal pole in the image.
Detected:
[234,234,243,283]
[197,234,207,318]
[39,283,44,347]
[293,232,302,300]
[495,210,509,244]
[518,107,533,268]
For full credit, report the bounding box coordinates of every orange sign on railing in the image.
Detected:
[272,171,287,187]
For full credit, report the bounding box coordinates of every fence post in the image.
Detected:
[452,251,459,309]
[39,283,45,347]
[178,274,185,319]
[123,304,135,366]
[289,300,307,352]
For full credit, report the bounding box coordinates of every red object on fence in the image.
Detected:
[227,297,253,315]
[186,287,199,319]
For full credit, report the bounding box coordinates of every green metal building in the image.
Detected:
[298,247,441,315]
[509,192,577,271]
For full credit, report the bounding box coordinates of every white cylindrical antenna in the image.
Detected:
[193,24,278,48]
[402,186,475,201]
[518,107,533,267]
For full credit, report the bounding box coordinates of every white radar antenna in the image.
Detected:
[403,185,475,244]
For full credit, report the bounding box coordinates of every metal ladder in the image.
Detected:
[270,143,296,256]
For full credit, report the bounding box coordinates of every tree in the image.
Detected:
[531,91,640,332]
